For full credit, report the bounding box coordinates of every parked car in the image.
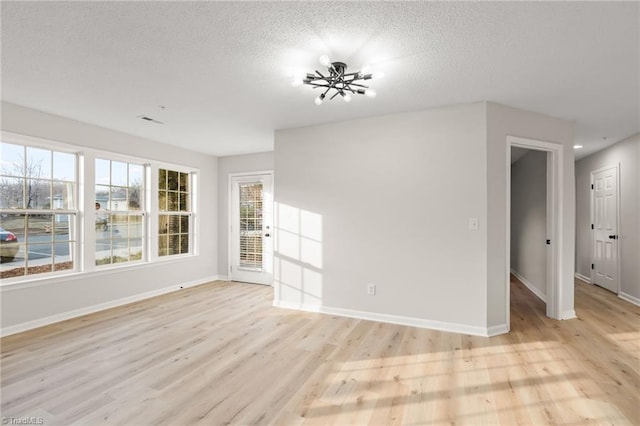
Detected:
[0,227,19,262]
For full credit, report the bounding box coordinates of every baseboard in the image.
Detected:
[619,292,640,307]
[574,273,591,284]
[1,275,221,337]
[487,323,510,336]
[561,310,577,320]
[272,300,503,337]
[510,269,547,303]
[217,275,230,281]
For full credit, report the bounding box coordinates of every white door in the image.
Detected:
[230,173,273,285]
[591,166,619,293]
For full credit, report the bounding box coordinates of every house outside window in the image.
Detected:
[95,158,146,266]
[0,142,78,279]
[1,132,199,284]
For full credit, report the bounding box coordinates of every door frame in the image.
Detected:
[506,136,564,327]
[227,170,274,285]
[589,164,621,293]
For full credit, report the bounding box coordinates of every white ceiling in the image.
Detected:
[2,2,638,159]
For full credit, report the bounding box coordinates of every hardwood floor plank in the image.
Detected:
[1,278,639,425]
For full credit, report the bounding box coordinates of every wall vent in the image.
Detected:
[137,115,164,124]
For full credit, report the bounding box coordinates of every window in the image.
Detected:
[95,158,145,266]
[0,142,77,279]
[239,182,263,268]
[1,131,200,285]
[158,168,192,256]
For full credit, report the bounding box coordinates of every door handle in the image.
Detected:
[608,235,618,239]
[264,233,270,237]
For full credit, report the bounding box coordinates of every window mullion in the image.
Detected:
[0,140,79,281]
[94,158,146,268]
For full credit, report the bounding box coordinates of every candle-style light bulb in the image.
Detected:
[319,55,331,67]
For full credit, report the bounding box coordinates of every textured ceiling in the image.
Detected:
[2,2,638,158]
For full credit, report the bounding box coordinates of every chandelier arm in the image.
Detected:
[329,91,341,101]
[305,82,333,88]
[347,82,369,89]
[341,84,356,94]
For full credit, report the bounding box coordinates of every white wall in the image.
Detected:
[273,102,574,336]
[0,102,219,335]
[274,102,490,335]
[217,152,274,277]
[510,150,547,301]
[487,102,575,326]
[575,133,640,304]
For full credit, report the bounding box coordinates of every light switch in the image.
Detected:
[469,218,479,231]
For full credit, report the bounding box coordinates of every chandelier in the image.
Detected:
[293,55,383,105]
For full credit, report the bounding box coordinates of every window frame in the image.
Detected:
[93,157,149,269]
[0,133,82,282]
[151,162,198,262]
[0,131,200,287]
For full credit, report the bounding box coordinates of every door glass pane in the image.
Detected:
[239,182,263,269]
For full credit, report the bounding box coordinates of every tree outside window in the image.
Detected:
[0,142,77,279]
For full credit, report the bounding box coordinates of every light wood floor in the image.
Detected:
[1,277,638,425]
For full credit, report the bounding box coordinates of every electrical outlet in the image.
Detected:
[469,217,479,231]
[367,283,376,295]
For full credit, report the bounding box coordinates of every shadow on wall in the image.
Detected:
[274,202,323,307]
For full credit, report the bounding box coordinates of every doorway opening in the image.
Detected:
[510,146,549,307]
[506,136,568,330]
